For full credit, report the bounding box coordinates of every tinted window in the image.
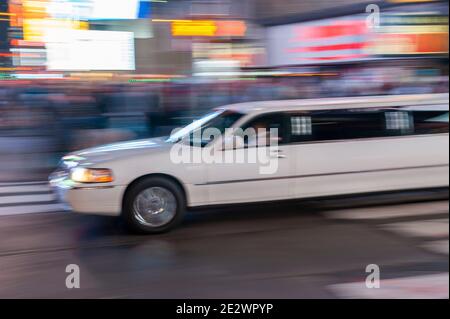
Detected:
[240,113,287,146]
[413,111,449,134]
[193,111,244,147]
[288,108,449,144]
[289,109,385,143]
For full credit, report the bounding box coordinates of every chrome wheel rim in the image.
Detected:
[133,187,177,227]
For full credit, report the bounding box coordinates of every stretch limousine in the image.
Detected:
[50,94,449,233]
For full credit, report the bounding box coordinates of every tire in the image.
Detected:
[122,177,186,234]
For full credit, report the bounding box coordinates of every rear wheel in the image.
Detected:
[123,177,186,234]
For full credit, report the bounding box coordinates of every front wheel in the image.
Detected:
[122,177,186,234]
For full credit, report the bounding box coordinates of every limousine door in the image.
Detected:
[205,113,295,205]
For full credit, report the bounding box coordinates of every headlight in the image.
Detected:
[70,168,114,183]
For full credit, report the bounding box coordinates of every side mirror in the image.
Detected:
[222,135,245,151]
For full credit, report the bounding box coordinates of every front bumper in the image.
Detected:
[50,176,126,217]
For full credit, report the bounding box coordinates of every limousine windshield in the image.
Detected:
[167,110,244,146]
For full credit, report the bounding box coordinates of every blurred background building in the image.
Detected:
[1,0,448,78]
[0,0,448,181]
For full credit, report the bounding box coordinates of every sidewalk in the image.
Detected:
[0,136,58,183]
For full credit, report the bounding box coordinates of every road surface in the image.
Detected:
[0,182,448,298]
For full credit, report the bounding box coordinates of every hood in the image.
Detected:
[68,137,171,165]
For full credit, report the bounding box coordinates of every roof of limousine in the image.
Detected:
[218,93,449,114]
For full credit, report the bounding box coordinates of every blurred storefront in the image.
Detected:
[141,0,262,77]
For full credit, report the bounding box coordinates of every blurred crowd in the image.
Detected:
[0,69,448,181]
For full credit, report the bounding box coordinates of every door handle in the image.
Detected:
[269,150,286,159]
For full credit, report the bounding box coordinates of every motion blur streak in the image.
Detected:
[0,0,449,299]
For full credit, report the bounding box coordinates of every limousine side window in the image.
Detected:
[287,108,449,144]
[413,110,449,135]
[288,110,386,143]
[239,113,288,147]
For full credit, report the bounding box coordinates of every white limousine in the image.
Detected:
[50,94,449,233]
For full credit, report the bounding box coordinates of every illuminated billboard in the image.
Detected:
[371,13,449,55]
[266,2,448,66]
[172,20,247,37]
[23,19,88,42]
[48,0,151,20]
[266,15,371,66]
[89,0,140,20]
[45,30,135,71]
